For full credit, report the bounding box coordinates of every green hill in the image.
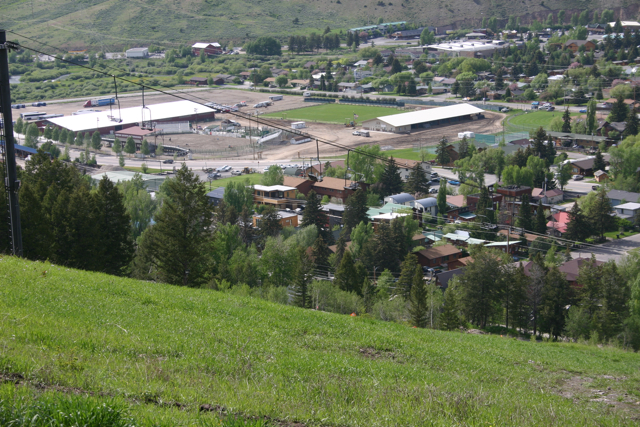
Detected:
[0,0,637,50]
[1,256,640,425]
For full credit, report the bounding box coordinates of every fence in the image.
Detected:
[154,121,191,134]
[189,145,255,158]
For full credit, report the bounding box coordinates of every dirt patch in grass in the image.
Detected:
[552,374,640,420]
[200,404,308,426]
[359,347,400,361]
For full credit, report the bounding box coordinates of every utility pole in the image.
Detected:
[0,30,23,256]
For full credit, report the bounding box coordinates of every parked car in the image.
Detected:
[208,173,221,180]
[573,175,584,180]
[579,108,587,113]
[500,107,510,112]
[162,159,173,164]
[219,165,231,172]
[431,172,439,178]
[429,188,438,194]
[592,185,600,190]
[230,170,242,176]
[352,130,360,136]
[546,106,555,111]
[448,180,461,185]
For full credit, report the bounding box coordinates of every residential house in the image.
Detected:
[289,79,309,87]
[206,187,225,206]
[547,211,571,237]
[594,170,608,182]
[466,192,503,211]
[571,158,598,176]
[285,176,367,203]
[353,69,373,81]
[390,28,425,39]
[564,40,596,52]
[435,268,465,289]
[607,189,640,206]
[416,244,463,270]
[253,184,303,210]
[367,203,413,222]
[337,82,362,92]
[484,240,518,254]
[614,202,640,222]
[414,197,439,220]
[384,193,415,205]
[187,77,208,86]
[393,158,432,181]
[379,49,393,58]
[191,43,222,56]
[353,60,369,68]
[558,257,605,288]
[253,210,298,228]
[531,188,564,204]
[497,230,540,247]
[321,203,346,228]
[304,61,316,69]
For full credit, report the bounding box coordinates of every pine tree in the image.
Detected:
[342,189,368,233]
[138,164,213,286]
[301,190,330,242]
[93,176,134,275]
[598,261,630,341]
[593,149,606,172]
[494,69,504,90]
[561,108,572,132]
[75,132,84,146]
[503,264,529,331]
[43,124,53,141]
[390,58,402,74]
[451,80,460,97]
[623,107,639,138]
[608,96,629,123]
[564,202,592,242]
[517,195,533,232]
[292,247,314,308]
[141,139,150,155]
[458,249,505,328]
[376,157,404,197]
[409,265,428,328]
[435,136,451,166]
[398,253,421,299]
[258,205,282,238]
[440,287,461,330]
[333,230,348,269]
[404,162,430,196]
[540,265,570,339]
[112,138,122,154]
[91,131,102,151]
[437,180,447,218]
[14,117,24,134]
[586,99,597,133]
[52,127,60,142]
[458,136,469,159]
[311,236,332,277]
[66,131,75,146]
[534,200,547,235]
[590,189,614,241]
[334,250,358,293]
[124,136,136,156]
[532,127,547,158]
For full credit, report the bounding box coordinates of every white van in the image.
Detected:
[303,91,311,97]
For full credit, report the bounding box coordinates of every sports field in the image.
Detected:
[263,104,404,124]
[508,110,580,130]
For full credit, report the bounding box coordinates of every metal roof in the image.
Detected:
[48,100,215,133]
[386,193,415,204]
[254,185,296,192]
[371,104,484,128]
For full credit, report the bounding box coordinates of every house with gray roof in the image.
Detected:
[607,190,640,207]
[384,193,415,205]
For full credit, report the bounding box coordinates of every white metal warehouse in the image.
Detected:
[361,103,484,133]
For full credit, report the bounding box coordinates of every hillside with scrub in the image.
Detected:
[0,0,638,49]
[1,255,640,426]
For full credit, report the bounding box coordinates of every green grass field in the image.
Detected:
[507,110,581,131]
[208,174,263,189]
[1,256,640,425]
[263,104,403,124]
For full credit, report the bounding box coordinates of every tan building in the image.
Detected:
[253,185,302,210]
[253,211,298,228]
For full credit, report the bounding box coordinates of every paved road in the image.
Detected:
[571,234,640,263]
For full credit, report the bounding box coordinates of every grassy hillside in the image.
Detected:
[1,256,640,425]
[0,0,637,50]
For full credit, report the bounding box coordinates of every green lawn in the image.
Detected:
[508,110,581,131]
[604,230,640,239]
[208,173,262,189]
[263,104,404,124]
[123,166,164,174]
[383,147,436,161]
[1,256,639,426]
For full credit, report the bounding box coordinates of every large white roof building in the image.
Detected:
[361,103,484,133]
[47,100,216,135]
